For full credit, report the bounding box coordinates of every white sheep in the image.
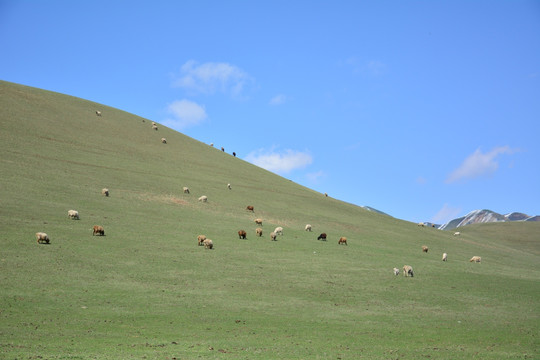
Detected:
[198,195,208,202]
[197,235,207,246]
[274,227,283,235]
[403,265,414,277]
[269,232,277,241]
[161,138,167,144]
[393,267,400,276]
[442,253,448,261]
[102,188,109,197]
[454,231,461,236]
[183,187,190,194]
[254,218,263,226]
[305,224,312,232]
[256,228,263,237]
[152,124,158,131]
[68,210,79,220]
[36,232,50,244]
[95,110,102,116]
[470,256,482,263]
[227,183,232,190]
[203,238,213,249]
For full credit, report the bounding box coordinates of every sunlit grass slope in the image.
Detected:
[1,80,539,359]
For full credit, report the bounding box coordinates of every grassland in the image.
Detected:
[1,80,539,359]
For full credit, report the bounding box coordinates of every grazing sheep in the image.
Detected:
[442,253,448,261]
[221,147,225,152]
[238,230,247,239]
[161,138,167,144]
[183,187,190,194]
[470,256,482,263]
[203,238,213,249]
[68,210,79,220]
[152,124,158,130]
[418,222,426,227]
[36,232,50,244]
[274,227,283,236]
[198,195,208,202]
[270,232,277,241]
[197,235,207,246]
[210,143,214,147]
[102,188,109,197]
[256,228,263,237]
[317,233,327,241]
[393,267,400,276]
[92,225,105,236]
[403,265,414,277]
[338,237,348,245]
[305,224,312,232]
[96,110,102,116]
[246,205,254,212]
[454,231,461,236]
[152,122,156,126]
[232,152,236,157]
[254,218,263,226]
[227,183,232,190]
[324,193,328,197]
[422,245,429,253]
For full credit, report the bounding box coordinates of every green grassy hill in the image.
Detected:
[1,80,539,359]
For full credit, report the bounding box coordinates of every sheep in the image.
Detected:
[68,210,80,220]
[221,147,225,152]
[152,121,156,126]
[210,143,214,147]
[161,138,167,144]
[270,232,277,241]
[183,187,190,194]
[95,110,102,116]
[305,224,312,232]
[254,218,263,226]
[317,233,327,241]
[232,152,236,157]
[256,228,263,237]
[324,193,328,197]
[36,232,50,244]
[197,235,207,246]
[203,238,213,249]
[92,225,105,236]
[454,231,461,236]
[393,267,400,276]
[442,253,448,261]
[470,256,482,263]
[102,188,109,197]
[418,222,426,227]
[198,195,208,202]
[246,205,254,212]
[274,227,283,236]
[338,237,348,245]
[227,183,232,190]
[238,230,247,239]
[152,124,158,131]
[422,245,429,253]
[403,265,414,277]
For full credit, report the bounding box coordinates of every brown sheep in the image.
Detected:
[238,230,247,239]
[36,232,50,244]
[203,238,213,249]
[197,235,206,246]
[254,218,263,226]
[246,205,254,212]
[422,245,429,253]
[338,237,347,245]
[403,265,414,277]
[317,233,327,241]
[470,256,482,263]
[270,232,277,241]
[92,225,105,236]
[256,228,263,237]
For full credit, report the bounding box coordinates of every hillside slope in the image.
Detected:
[1,80,539,359]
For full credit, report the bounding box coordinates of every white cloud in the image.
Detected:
[431,204,462,224]
[172,60,253,97]
[244,148,313,174]
[446,146,516,183]
[269,94,287,105]
[163,99,207,130]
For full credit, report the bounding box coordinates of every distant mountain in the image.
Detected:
[439,209,540,230]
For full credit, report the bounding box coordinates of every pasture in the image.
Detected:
[1,80,539,359]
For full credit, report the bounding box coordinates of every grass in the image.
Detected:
[1,80,539,359]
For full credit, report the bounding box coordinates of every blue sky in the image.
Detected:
[1,0,539,224]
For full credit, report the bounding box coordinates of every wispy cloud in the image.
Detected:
[269,94,287,105]
[172,60,253,98]
[163,99,207,130]
[431,203,462,224]
[244,148,313,174]
[446,146,516,183]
